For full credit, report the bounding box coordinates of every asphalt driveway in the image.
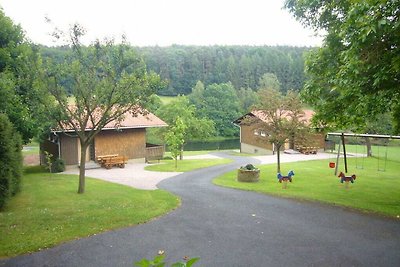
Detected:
[1,153,399,266]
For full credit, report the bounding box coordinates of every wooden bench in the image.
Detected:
[102,156,128,169]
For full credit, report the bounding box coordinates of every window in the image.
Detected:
[254,129,259,136]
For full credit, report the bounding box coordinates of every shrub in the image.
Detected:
[51,158,65,173]
[240,164,258,171]
[9,132,22,196]
[0,113,23,209]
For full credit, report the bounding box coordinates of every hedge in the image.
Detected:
[0,113,23,210]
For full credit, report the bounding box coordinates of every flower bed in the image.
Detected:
[237,164,260,182]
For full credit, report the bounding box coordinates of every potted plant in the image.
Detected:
[237,164,260,182]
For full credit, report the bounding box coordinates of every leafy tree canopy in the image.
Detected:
[156,95,215,142]
[258,73,281,91]
[236,87,258,113]
[285,0,400,133]
[0,9,47,143]
[251,87,305,172]
[164,116,186,170]
[190,82,241,137]
[44,24,162,193]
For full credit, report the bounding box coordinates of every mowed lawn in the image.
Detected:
[0,167,180,258]
[214,155,400,218]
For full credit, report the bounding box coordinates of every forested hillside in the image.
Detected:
[139,45,310,95]
[41,45,311,96]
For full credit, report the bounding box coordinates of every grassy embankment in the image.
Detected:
[214,146,400,218]
[0,166,179,258]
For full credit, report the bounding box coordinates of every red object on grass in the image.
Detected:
[329,162,335,168]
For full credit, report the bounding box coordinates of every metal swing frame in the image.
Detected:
[327,133,399,173]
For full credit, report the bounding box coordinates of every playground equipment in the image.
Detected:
[327,133,355,185]
[377,140,389,172]
[355,136,365,170]
[327,132,398,173]
[338,171,356,189]
[277,170,294,189]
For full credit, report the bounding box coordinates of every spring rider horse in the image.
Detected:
[277,170,294,189]
[338,171,356,189]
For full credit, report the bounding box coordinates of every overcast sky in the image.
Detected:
[1,0,322,47]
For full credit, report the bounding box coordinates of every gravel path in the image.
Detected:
[62,163,182,190]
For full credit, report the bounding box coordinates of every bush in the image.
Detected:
[240,164,258,171]
[0,113,23,209]
[51,158,65,173]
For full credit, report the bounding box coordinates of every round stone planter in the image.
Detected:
[237,169,260,182]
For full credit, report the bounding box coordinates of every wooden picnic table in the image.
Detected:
[97,154,128,169]
[296,146,318,155]
[97,154,119,164]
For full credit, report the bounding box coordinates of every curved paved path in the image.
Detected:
[1,153,399,267]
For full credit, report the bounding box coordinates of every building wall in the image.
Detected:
[240,125,273,151]
[40,140,59,165]
[241,143,274,155]
[240,124,325,154]
[60,134,79,165]
[94,128,146,160]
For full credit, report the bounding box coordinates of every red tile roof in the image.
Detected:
[234,109,315,125]
[55,109,167,132]
[102,111,168,130]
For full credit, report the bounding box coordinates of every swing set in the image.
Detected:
[326,133,400,186]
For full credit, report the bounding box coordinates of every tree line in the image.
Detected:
[41,45,310,96]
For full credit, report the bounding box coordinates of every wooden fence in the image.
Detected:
[145,143,165,162]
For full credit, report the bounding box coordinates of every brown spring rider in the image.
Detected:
[338,171,356,189]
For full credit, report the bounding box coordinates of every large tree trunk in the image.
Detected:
[365,137,372,157]
[78,143,88,194]
[276,144,281,173]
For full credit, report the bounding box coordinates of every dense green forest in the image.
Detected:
[139,45,309,95]
[41,45,311,96]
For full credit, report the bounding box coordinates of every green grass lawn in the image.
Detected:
[214,156,400,218]
[0,166,180,258]
[163,150,214,158]
[330,140,400,163]
[145,158,232,172]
